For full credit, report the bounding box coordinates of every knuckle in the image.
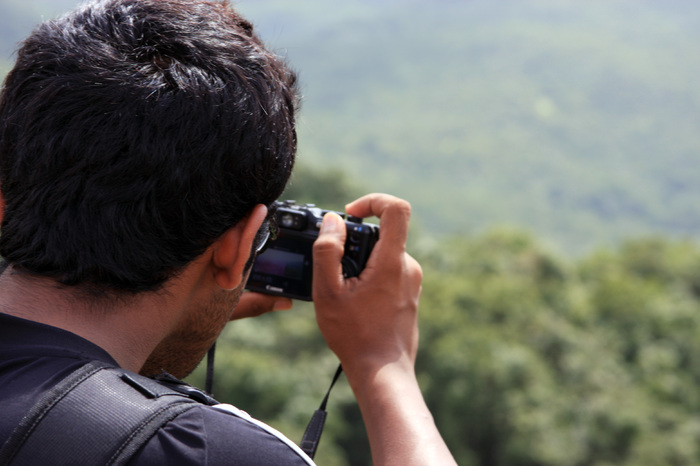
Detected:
[394,198,412,214]
[411,260,424,283]
[387,199,411,222]
[401,199,412,214]
[406,258,423,290]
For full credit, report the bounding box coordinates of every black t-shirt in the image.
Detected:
[0,312,315,465]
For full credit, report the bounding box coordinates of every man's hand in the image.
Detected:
[312,193,422,375]
[229,292,293,321]
[312,193,456,466]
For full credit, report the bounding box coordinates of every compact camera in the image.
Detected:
[245,200,379,301]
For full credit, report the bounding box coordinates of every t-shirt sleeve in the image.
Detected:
[127,404,315,465]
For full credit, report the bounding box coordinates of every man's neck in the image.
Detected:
[0,267,175,373]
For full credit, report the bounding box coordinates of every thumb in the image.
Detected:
[320,211,346,239]
[312,212,347,297]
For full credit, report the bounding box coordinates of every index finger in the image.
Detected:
[346,193,412,252]
[231,292,293,320]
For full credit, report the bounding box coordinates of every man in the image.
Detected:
[0,0,456,464]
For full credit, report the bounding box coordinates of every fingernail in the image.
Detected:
[273,299,293,311]
[321,212,341,234]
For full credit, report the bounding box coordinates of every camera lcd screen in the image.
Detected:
[246,233,314,300]
[252,249,304,280]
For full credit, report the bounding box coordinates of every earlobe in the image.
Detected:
[212,204,268,290]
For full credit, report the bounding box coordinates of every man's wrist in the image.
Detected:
[343,356,419,404]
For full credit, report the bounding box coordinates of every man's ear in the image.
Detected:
[211,204,268,290]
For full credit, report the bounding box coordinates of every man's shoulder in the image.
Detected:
[129,402,315,465]
[0,353,314,466]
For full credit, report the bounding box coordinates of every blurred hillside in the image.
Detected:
[2,0,699,254]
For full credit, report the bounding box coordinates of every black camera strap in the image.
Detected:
[205,342,217,395]
[300,364,344,459]
[205,342,343,460]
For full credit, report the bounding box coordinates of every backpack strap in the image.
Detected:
[0,360,215,466]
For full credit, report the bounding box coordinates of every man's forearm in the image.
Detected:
[347,360,457,466]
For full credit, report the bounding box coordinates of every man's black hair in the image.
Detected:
[0,0,298,294]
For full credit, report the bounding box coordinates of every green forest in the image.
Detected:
[2,1,700,464]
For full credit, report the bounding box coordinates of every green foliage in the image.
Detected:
[281,164,364,212]
[416,232,700,465]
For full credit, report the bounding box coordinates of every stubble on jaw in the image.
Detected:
[139,286,243,379]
